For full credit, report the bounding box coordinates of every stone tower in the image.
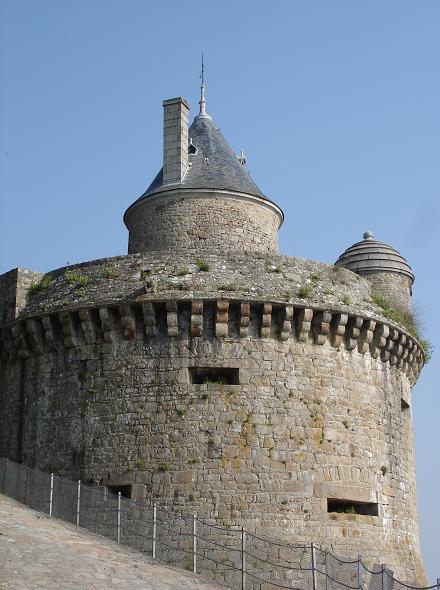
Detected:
[0,74,427,584]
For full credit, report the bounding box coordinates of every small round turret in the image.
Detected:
[335,232,414,314]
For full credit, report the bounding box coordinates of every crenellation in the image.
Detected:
[0,300,425,381]
[166,301,178,338]
[11,323,29,358]
[261,303,272,338]
[25,318,44,355]
[297,308,313,342]
[312,310,332,345]
[359,319,376,354]
[191,301,203,337]
[79,308,96,345]
[41,315,55,349]
[240,302,250,338]
[371,323,389,359]
[2,330,15,360]
[280,305,293,341]
[386,327,399,353]
[142,302,156,337]
[346,315,363,350]
[99,307,114,354]
[59,311,77,348]
[215,299,229,338]
[119,304,136,341]
[331,313,348,348]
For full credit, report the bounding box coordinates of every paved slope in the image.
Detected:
[0,495,222,590]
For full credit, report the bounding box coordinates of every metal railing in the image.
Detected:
[0,457,437,590]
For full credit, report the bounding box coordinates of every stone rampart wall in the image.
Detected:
[0,297,426,582]
[0,268,43,325]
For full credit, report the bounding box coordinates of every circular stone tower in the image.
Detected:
[0,81,427,584]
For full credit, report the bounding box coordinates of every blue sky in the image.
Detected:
[1,0,439,581]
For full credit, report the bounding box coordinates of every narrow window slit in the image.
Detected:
[327,499,378,516]
[107,484,132,499]
[401,398,410,410]
[189,367,239,385]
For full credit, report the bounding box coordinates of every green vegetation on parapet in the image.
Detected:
[140,269,151,280]
[176,267,190,276]
[266,264,283,273]
[297,285,314,299]
[28,276,53,297]
[101,265,118,279]
[197,259,210,272]
[371,294,432,363]
[157,462,171,472]
[217,284,237,292]
[64,270,90,288]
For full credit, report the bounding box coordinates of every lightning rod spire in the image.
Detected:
[197,53,211,119]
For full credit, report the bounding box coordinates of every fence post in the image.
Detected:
[241,527,246,590]
[311,543,317,590]
[436,578,440,590]
[49,473,54,516]
[192,513,197,574]
[381,564,385,590]
[117,491,121,543]
[1,458,8,493]
[24,466,30,505]
[152,502,157,559]
[76,480,81,526]
[357,555,362,589]
[324,551,329,590]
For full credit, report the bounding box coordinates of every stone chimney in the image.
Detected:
[162,97,189,185]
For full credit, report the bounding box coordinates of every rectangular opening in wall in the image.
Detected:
[327,499,378,516]
[107,484,132,499]
[189,367,240,385]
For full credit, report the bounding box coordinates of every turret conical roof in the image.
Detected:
[142,115,267,200]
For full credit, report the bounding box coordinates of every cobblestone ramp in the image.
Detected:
[0,495,222,590]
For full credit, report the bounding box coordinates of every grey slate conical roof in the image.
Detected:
[142,115,267,200]
[335,232,415,283]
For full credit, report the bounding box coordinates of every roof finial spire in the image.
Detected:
[196,53,211,120]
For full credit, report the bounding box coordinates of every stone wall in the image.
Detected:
[366,272,413,316]
[0,295,426,584]
[0,268,43,325]
[124,191,282,255]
